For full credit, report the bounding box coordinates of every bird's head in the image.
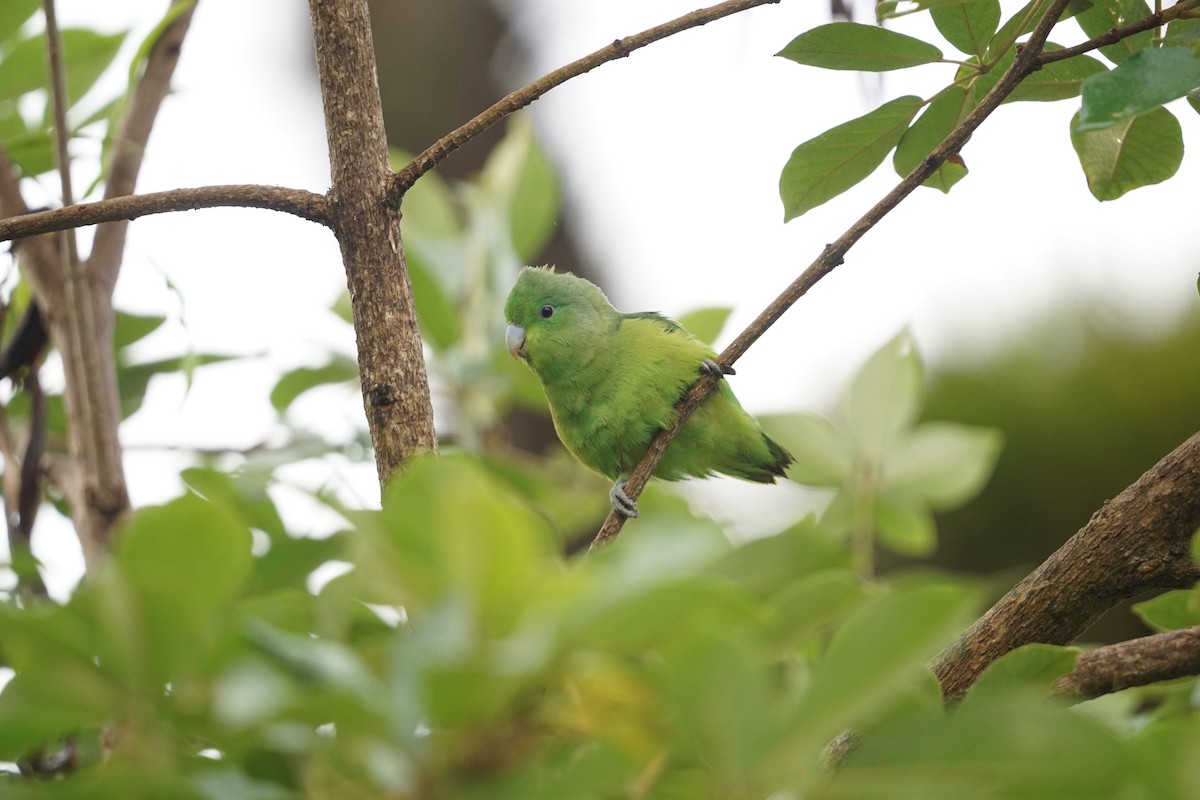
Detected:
[503,266,615,371]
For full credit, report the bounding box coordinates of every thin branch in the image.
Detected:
[589,0,1077,549]
[1053,626,1200,700]
[0,185,332,242]
[89,0,198,297]
[43,0,77,216]
[933,430,1200,703]
[1037,0,1200,66]
[389,0,782,198]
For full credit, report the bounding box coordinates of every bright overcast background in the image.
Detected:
[19,0,1200,594]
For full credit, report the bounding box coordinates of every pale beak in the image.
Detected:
[505,323,527,359]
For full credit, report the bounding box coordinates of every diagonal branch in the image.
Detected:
[389,0,782,198]
[933,431,1200,703]
[589,0,1077,549]
[0,185,331,242]
[1054,626,1200,700]
[1037,0,1200,66]
[89,0,197,297]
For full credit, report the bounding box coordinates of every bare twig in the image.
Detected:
[933,431,1200,703]
[389,0,782,198]
[590,0,1077,549]
[1054,626,1200,700]
[0,185,331,242]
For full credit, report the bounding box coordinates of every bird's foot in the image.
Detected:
[609,479,640,519]
[700,359,735,379]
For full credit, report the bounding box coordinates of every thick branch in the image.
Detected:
[1054,626,1200,700]
[933,431,1200,703]
[390,0,782,197]
[89,0,197,297]
[0,185,331,242]
[590,0,1076,549]
[310,0,437,487]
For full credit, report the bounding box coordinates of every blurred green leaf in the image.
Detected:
[1070,106,1182,200]
[843,330,924,447]
[781,96,922,221]
[0,0,38,49]
[677,307,733,346]
[0,29,127,108]
[884,422,1004,508]
[270,354,359,413]
[405,244,463,351]
[395,150,460,237]
[1073,0,1156,64]
[931,0,1000,57]
[959,643,1080,713]
[776,23,943,71]
[113,310,167,353]
[481,115,560,261]
[760,412,852,486]
[1076,48,1200,132]
[793,583,970,744]
[874,496,937,556]
[117,495,253,682]
[826,691,1129,798]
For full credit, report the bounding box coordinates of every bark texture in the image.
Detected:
[310,0,437,489]
[933,431,1200,702]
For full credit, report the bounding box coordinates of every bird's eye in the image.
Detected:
[539,305,555,319]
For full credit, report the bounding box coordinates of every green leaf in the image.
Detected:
[113,310,167,353]
[404,244,462,351]
[677,307,733,346]
[481,115,560,261]
[0,0,38,48]
[776,23,943,72]
[1070,106,1183,200]
[117,495,253,682]
[1007,48,1107,102]
[884,422,1003,508]
[959,643,1080,713]
[874,497,937,556]
[395,150,460,237]
[1133,589,1200,632]
[794,584,970,743]
[843,330,924,446]
[270,354,359,413]
[759,412,852,486]
[1076,48,1200,132]
[931,0,1000,57]
[780,95,923,221]
[892,86,975,190]
[1073,0,1156,64]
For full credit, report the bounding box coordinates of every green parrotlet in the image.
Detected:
[504,266,793,518]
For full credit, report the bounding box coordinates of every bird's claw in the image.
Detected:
[700,359,735,378]
[609,479,640,519]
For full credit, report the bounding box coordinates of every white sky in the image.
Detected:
[11,0,1200,593]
